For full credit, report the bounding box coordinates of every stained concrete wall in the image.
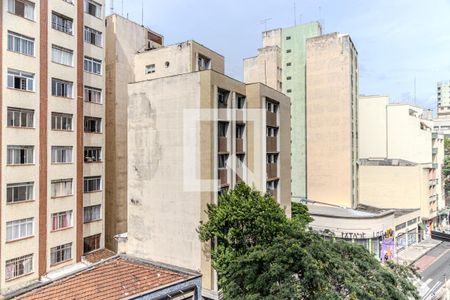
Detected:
[306,33,358,208]
[243,46,282,91]
[105,14,163,251]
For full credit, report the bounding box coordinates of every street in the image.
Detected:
[416,242,450,299]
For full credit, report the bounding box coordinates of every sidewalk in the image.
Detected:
[397,238,442,265]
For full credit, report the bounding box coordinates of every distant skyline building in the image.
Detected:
[244,22,322,200]
[437,81,450,118]
[306,33,359,208]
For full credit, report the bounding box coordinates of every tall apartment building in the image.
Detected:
[0,0,105,294]
[359,96,445,231]
[244,22,322,200]
[437,81,450,118]
[104,14,164,251]
[306,33,359,208]
[125,40,290,299]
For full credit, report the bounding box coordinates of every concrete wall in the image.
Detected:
[358,96,389,158]
[134,41,224,82]
[105,14,163,251]
[306,33,358,208]
[243,46,281,91]
[387,105,432,163]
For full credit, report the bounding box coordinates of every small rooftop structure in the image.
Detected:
[10,255,201,300]
[359,158,417,167]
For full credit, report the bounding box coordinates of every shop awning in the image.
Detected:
[418,223,427,230]
[438,209,450,216]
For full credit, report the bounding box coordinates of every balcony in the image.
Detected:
[218,168,228,187]
[429,178,438,186]
[236,138,244,153]
[432,148,438,155]
[266,137,277,153]
[267,163,278,179]
[432,163,439,169]
[429,194,438,202]
[236,174,243,184]
[218,137,228,153]
[266,111,277,127]
[432,132,438,139]
[267,188,277,200]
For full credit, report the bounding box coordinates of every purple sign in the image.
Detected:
[381,228,395,262]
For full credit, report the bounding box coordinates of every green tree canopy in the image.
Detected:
[199,183,419,300]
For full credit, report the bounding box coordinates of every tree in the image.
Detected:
[199,183,420,300]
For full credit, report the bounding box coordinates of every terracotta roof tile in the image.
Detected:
[14,257,194,300]
[83,249,116,264]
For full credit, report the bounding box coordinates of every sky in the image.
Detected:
[105,0,450,112]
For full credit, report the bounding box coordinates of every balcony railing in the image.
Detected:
[218,137,228,153]
[429,194,438,202]
[218,168,228,187]
[267,163,278,179]
[266,137,277,153]
[432,132,438,139]
[432,163,439,169]
[432,148,438,155]
[429,178,438,186]
[236,138,244,153]
[266,111,277,127]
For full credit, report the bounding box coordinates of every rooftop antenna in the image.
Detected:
[121,0,124,16]
[414,76,417,105]
[110,0,114,14]
[260,18,272,31]
[141,0,144,26]
[294,0,297,25]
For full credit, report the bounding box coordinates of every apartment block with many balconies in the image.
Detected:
[124,40,290,299]
[0,0,105,294]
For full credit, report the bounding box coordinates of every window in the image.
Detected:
[236,124,245,139]
[145,64,155,74]
[84,176,101,193]
[51,179,73,198]
[51,113,73,131]
[52,79,73,98]
[51,146,73,164]
[84,117,102,133]
[218,122,228,137]
[267,180,278,191]
[84,205,101,223]
[7,31,34,56]
[267,153,278,164]
[7,145,34,165]
[7,107,34,128]
[287,89,292,93]
[236,95,246,109]
[286,36,291,40]
[50,243,72,265]
[84,86,102,104]
[83,234,101,254]
[286,76,292,80]
[267,127,278,137]
[84,0,102,18]
[52,45,73,66]
[218,89,229,108]
[286,62,292,67]
[6,218,33,241]
[7,0,34,20]
[286,49,292,53]
[7,182,34,204]
[218,154,228,169]
[84,56,102,74]
[7,69,34,91]
[84,147,102,162]
[51,13,73,35]
[266,101,278,113]
[84,26,102,47]
[51,211,73,231]
[198,54,211,71]
[5,254,33,281]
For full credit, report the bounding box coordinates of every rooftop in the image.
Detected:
[11,255,200,300]
[307,204,393,219]
[359,158,417,166]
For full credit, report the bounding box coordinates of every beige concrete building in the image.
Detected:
[358,96,446,232]
[306,33,359,208]
[437,81,450,118]
[104,14,163,251]
[0,0,106,295]
[125,40,290,299]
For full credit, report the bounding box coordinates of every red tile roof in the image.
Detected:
[14,256,194,300]
[83,248,116,264]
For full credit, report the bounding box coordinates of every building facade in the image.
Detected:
[358,96,446,232]
[306,33,359,208]
[0,0,105,294]
[104,14,163,251]
[244,22,322,200]
[437,81,450,118]
[126,40,291,299]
